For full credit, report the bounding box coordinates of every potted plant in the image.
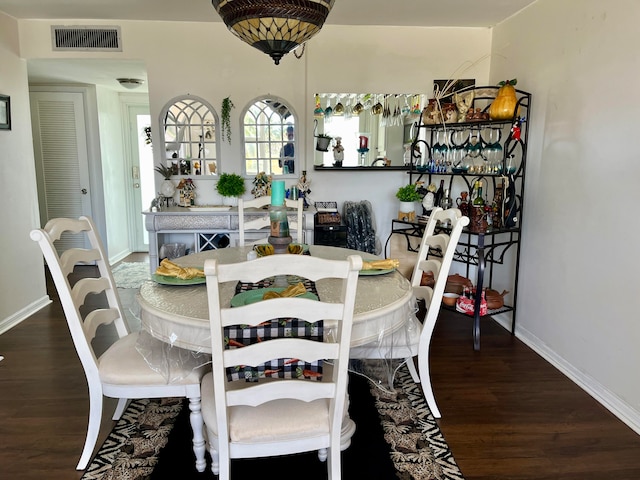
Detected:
[315,133,332,152]
[216,173,246,205]
[155,163,177,198]
[396,183,421,213]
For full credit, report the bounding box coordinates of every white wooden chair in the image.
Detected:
[201,253,362,480]
[349,207,469,418]
[237,196,304,246]
[30,216,208,471]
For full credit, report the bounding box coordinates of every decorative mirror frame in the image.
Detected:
[241,95,298,178]
[159,94,220,177]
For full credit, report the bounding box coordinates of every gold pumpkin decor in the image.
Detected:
[489,79,519,120]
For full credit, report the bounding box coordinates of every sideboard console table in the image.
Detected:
[143,206,315,274]
[386,219,521,350]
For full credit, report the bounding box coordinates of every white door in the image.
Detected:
[30,91,92,251]
[124,105,153,252]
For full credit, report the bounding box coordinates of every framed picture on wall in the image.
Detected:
[0,95,10,130]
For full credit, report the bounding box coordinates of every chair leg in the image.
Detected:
[188,396,207,473]
[76,385,103,470]
[327,446,341,480]
[317,447,327,462]
[406,356,421,383]
[112,397,129,420]
[417,349,441,418]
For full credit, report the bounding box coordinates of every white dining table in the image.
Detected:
[136,244,418,450]
[137,245,417,355]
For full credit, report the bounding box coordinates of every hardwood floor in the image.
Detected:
[1,256,639,479]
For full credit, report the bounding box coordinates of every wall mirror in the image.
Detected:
[242,96,297,178]
[313,93,424,168]
[159,95,219,176]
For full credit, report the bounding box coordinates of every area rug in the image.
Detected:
[112,262,150,289]
[81,365,465,480]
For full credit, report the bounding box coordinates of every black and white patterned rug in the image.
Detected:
[81,365,464,480]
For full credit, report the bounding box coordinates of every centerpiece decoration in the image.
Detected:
[215,172,245,206]
[268,180,292,255]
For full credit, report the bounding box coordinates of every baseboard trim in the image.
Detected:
[509,320,640,436]
[109,249,132,265]
[0,295,52,335]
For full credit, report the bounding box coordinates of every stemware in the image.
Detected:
[324,97,333,120]
[482,127,503,173]
[333,95,344,116]
[371,94,383,115]
[352,95,364,115]
[431,129,449,173]
[344,94,353,120]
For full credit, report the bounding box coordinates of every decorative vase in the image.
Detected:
[399,201,415,213]
[160,179,175,198]
[223,196,238,207]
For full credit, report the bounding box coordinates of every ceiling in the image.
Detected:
[0,0,537,91]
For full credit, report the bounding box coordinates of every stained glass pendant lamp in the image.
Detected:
[211,0,335,65]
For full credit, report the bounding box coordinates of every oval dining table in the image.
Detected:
[136,244,417,355]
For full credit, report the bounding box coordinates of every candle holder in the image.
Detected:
[268,204,292,254]
[357,147,370,166]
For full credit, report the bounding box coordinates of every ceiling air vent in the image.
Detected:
[51,26,122,51]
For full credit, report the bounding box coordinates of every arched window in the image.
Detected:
[159,95,219,176]
[242,96,296,177]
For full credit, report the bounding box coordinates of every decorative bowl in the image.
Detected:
[442,293,459,307]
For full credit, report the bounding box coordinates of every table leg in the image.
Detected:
[473,233,485,351]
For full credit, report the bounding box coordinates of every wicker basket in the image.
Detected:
[315,201,341,225]
[316,212,342,225]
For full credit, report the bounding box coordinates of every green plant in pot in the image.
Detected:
[396,183,421,213]
[216,173,246,205]
[315,133,332,152]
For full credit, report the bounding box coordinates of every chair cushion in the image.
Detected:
[99,331,204,385]
[201,373,330,443]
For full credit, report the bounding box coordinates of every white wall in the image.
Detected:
[0,12,49,333]
[492,0,640,431]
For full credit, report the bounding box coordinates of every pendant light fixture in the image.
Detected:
[211,0,334,65]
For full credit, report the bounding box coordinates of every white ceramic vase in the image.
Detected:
[399,201,415,213]
[160,179,175,198]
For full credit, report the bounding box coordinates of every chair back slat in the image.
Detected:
[227,379,337,407]
[83,308,121,340]
[30,216,130,381]
[221,299,344,328]
[59,248,100,276]
[223,338,339,369]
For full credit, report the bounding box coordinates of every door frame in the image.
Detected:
[120,94,151,252]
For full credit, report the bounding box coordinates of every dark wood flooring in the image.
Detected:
[1,254,639,479]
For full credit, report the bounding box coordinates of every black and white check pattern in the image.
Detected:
[225,278,323,382]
